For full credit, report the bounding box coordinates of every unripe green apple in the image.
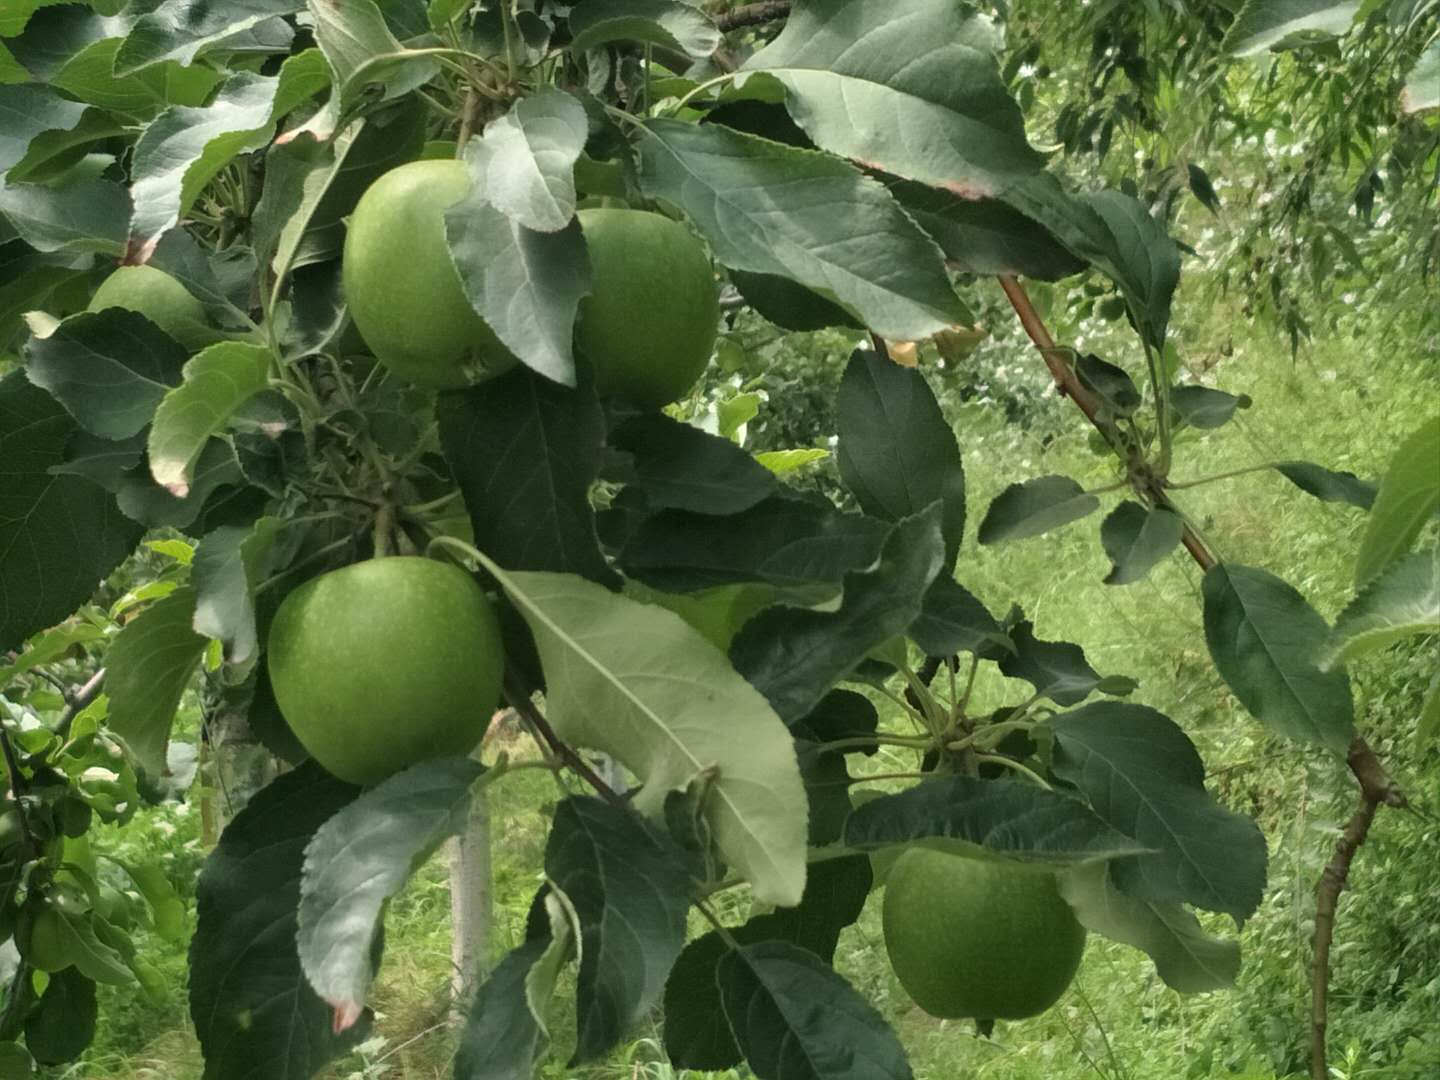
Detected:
[266,557,504,786]
[88,265,217,350]
[342,159,517,388]
[883,848,1086,1020]
[576,208,719,409]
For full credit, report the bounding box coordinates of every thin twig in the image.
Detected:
[715,1,791,33]
[503,676,630,812]
[54,667,106,741]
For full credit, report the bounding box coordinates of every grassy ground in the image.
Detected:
[76,294,1438,1080]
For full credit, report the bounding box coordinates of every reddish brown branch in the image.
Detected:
[995,272,1406,1080]
[715,2,791,32]
[1310,796,1378,1080]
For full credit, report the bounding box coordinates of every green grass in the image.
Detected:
[74,296,1439,1080]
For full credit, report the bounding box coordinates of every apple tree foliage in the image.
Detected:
[0,1,1435,1077]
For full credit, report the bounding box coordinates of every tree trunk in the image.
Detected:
[448,768,493,1024]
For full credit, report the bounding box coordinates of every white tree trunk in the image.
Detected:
[448,762,493,1024]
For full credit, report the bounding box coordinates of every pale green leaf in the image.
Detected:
[1402,38,1440,112]
[1059,863,1240,993]
[1324,551,1439,669]
[1355,415,1440,586]
[468,88,588,233]
[104,587,207,776]
[755,448,829,475]
[147,342,269,497]
[479,559,808,906]
[1222,0,1361,56]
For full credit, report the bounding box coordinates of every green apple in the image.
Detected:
[883,847,1086,1020]
[266,557,505,786]
[576,208,719,409]
[342,159,517,388]
[88,265,217,350]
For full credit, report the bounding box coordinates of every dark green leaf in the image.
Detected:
[978,474,1100,545]
[611,412,777,516]
[1273,461,1376,511]
[1355,415,1439,586]
[0,84,87,177]
[115,0,303,75]
[105,587,207,777]
[792,689,878,753]
[444,189,590,387]
[454,898,573,1080]
[1202,564,1354,751]
[128,54,329,260]
[23,310,186,439]
[0,177,126,257]
[6,5,223,115]
[299,758,486,1026]
[1101,502,1184,585]
[190,764,371,1080]
[306,0,437,115]
[114,437,246,530]
[439,367,617,587]
[744,0,1042,195]
[1170,384,1251,430]
[569,0,720,57]
[23,968,94,1065]
[0,373,142,653]
[620,493,890,594]
[842,775,1148,864]
[149,229,258,330]
[836,349,965,563]
[638,119,967,340]
[1186,162,1221,213]
[1048,702,1266,921]
[1000,620,1137,706]
[718,942,912,1080]
[545,797,692,1063]
[729,269,862,331]
[891,182,1087,280]
[730,507,945,722]
[662,857,873,1072]
[1222,0,1361,56]
[1002,175,1180,348]
[289,98,429,269]
[910,576,1008,658]
[1077,353,1141,416]
[1058,864,1240,993]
